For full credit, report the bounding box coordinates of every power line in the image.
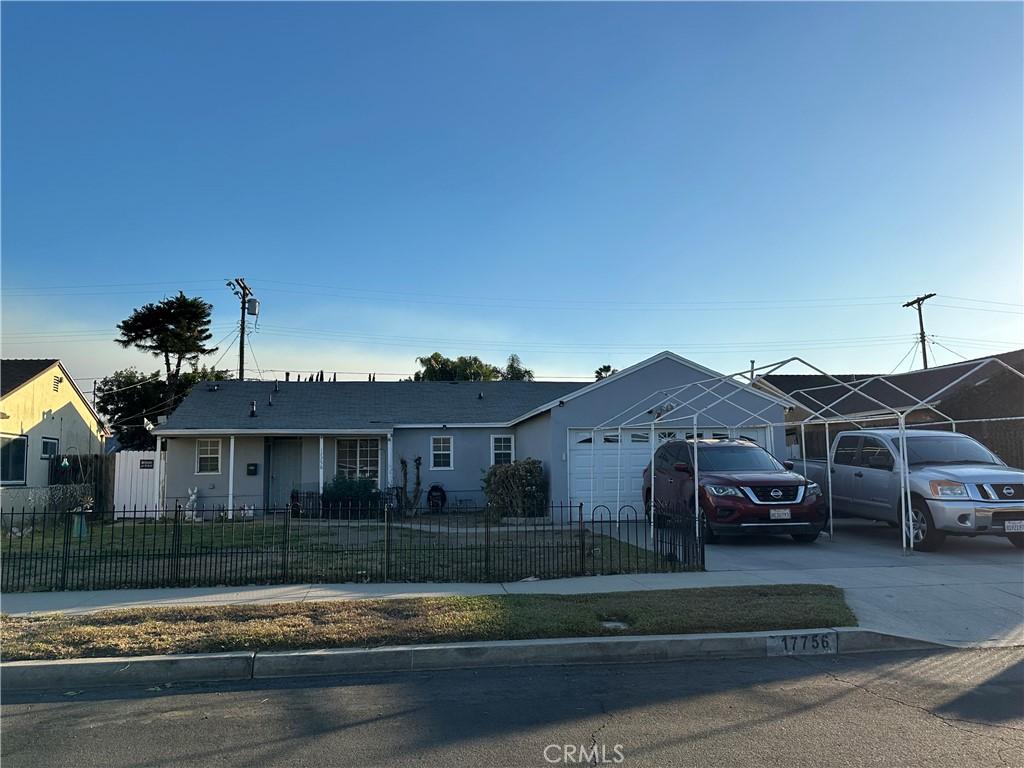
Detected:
[888,340,920,375]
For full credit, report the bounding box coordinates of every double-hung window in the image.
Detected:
[431,436,453,470]
[490,435,514,466]
[1,435,28,486]
[195,439,221,474]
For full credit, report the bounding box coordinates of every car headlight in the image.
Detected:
[929,480,968,498]
[806,482,822,497]
[706,485,743,497]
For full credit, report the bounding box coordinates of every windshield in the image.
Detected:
[904,436,1001,466]
[694,444,784,472]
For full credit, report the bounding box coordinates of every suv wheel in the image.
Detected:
[906,500,946,552]
[1007,533,1024,549]
[700,511,719,544]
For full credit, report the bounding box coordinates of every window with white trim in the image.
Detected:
[490,435,514,466]
[431,436,453,470]
[1,435,28,485]
[336,438,381,486]
[41,437,59,460]
[195,439,221,474]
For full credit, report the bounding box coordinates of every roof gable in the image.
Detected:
[1,359,60,397]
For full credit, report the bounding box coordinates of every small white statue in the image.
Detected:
[184,486,199,521]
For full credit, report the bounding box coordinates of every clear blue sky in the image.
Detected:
[2,2,1022,385]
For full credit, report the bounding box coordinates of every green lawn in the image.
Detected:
[0,585,856,660]
[1,519,686,591]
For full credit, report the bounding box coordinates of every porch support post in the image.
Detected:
[318,435,325,494]
[227,435,236,514]
[386,432,394,488]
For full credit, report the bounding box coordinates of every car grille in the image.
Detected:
[977,483,1024,501]
[747,486,801,503]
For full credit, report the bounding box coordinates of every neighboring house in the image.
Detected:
[759,349,1024,467]
[153,351,788,518]
[0,359,108,489]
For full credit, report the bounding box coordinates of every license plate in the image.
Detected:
[770,509,791,520]
[767,632,837,656]
[1006,520,1024,533]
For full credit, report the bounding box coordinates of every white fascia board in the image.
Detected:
[154,428,395,437]
[392,423,512,429]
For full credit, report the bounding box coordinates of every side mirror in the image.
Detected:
[783,460,795,470]
[673,463,692,473]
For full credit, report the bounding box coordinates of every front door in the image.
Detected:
[269,438,302,509]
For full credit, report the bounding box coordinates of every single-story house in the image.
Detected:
[1,358,108,490]
[759,349,1024,467]
[153,351,789,518]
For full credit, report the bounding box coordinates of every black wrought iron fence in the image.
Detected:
[0,502,703,592]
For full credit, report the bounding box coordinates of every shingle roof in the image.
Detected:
[1,359,59,397]
[762,373,879,396]
[779,350,1023,417]
[156,379,590,433]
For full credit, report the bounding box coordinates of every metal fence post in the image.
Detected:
[383,501,391,582]
[578,501,585,576]
[60,511,72,591]
[172,508,183,585]
[484,509,491,581]
[282,506,291,581]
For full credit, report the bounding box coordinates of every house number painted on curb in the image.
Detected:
[767,631,838,656]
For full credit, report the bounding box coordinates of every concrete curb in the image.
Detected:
[1,651,254,692]
[1,628,942,692]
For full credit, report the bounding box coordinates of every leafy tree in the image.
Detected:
[595,364,618,380]
[116,292,218,388]
[500,354,534,381]
[413,353,501,381]
[96,365,229,450]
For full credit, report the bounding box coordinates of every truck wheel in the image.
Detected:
[791,532,819,544]
[1007,533,1024,549]
[907,500,946,552]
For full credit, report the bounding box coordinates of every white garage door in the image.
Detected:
[568,427,770,519]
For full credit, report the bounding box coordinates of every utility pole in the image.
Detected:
[902,293,936,369]
[227,278,255,380]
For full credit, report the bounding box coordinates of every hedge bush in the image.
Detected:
[482,458,547,517]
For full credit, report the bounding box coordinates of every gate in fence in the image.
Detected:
[0,502,703,592]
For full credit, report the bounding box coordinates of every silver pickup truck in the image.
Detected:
[798,429,1024,551]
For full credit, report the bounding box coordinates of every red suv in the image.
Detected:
[642,438,825,543]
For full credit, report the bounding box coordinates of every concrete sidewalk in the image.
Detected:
[4,561,1022,648]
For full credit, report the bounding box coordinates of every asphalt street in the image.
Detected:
[3,649,1023,768]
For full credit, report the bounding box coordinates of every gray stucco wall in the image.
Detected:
[542,357,786,508]
[391,426,518,508]
[163,435,266,510]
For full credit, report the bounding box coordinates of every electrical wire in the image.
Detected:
[889,340,920,375]
[245,331,265,381]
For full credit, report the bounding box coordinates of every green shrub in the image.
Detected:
[482,458,547,517]
[322,476,380,509]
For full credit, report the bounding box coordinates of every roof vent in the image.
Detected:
[274,380,280,393]
[478,392,483,399]
[208,383,220,392]
[249,400,257,418]
[268,394,273,407]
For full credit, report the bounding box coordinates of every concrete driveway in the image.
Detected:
[693,518,1024,647]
